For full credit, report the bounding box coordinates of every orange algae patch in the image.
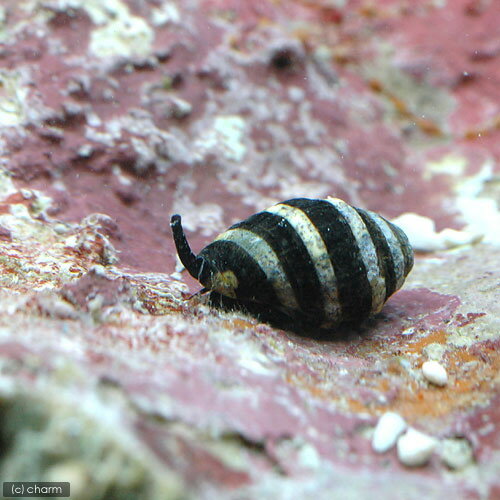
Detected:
[230,318,257,330]
[310,324,499,421]
[404,329,448,354]
[219,318,257,332]
[368,79,444,137]
[463,114,500,140]
[386,346,499,421]
[348,398,370,414]
[449,348,479,365]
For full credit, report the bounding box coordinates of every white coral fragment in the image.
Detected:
[391,213,482,252]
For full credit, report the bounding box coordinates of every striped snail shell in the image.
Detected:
[171,197,413,328]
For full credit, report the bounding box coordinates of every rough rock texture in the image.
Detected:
[0,1,499,499]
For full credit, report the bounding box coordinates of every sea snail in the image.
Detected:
[171,197,413,328]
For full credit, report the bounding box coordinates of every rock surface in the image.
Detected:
[0,0,499,499]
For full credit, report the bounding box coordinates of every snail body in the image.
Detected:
[171,197,413,328]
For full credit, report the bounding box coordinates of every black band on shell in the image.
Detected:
[282,198,373,322]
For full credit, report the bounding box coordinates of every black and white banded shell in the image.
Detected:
[170,197,413,328]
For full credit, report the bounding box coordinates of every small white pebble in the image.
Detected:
[440,438,474,469]
[422,360,448,386]
[372,412,407,453]
[397,428,437,467]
